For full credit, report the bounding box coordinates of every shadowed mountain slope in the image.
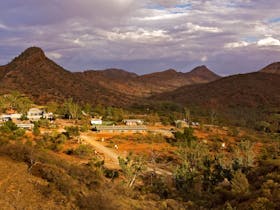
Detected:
[155,72,280,109]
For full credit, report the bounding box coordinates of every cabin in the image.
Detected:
[0,113,22,122]
[27,108,54,121]
[91,118,103,125]
[27,108,44,121]
[93,125,147,133]
[16,123,34,130]
[43,112,54,120]
[123,119,144,126]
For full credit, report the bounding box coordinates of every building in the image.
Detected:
[93,125,147,133]
[27,108,54,121]
[16,123,34,130]
[123,119,144,126]
[43,112,54,120]
[0,113,22,122]
[27,108,44,121]
[91,118,103,125]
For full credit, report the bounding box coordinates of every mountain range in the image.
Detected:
[0,47,279,113]
[0,47,220,105]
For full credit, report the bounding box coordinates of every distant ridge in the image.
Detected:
[187,65,221,81]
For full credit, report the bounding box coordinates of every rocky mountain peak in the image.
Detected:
[12,47,46,65]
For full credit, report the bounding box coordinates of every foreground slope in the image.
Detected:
[0,156,71,209]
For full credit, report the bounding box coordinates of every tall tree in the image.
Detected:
[183,107,191,122]
[64,98,81,120]
[0,92,33,114]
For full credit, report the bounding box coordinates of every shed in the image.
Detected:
[123,119,144,126]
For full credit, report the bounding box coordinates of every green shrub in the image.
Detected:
[33,122,40,136]
[65,126,80,138]
[103,168,119,179]
[250,197,275,210]
[255,121,271,132]
[173,127,197,146]
[74,144,93,158]
[0,120,18,133]
[231,170,250,196]
[13,128,26,138]
[38,119,50,128]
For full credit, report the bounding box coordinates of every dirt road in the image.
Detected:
[80,133,121,169]
[80,133,172,175]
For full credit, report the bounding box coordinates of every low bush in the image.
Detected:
[64,126,80,138]
[73,144,94,158]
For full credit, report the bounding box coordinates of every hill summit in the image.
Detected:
[188,65,221,80]
[12,47,46,64]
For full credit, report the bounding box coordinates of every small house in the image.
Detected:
[91,118,103,125]
[43,112,54,120]
[16,123,34,130]
[0,113,22,122]
[123,119,144,126]
[27,108,44,121]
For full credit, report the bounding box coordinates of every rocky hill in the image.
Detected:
[0,47,138,106]
[0,47,221,105]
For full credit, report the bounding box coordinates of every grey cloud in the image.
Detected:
[0,0,280,74]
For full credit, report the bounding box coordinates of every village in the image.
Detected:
[0,94,278,209]
[0,98,202,171]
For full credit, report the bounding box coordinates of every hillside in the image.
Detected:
[155,72,280,109]
[0,47,221,105]
[0,156,71,209]
[153,72,280,127]
[259,62,280,75]
[0,47,134,106]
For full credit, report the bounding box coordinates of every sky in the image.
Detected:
[0,0,280,75]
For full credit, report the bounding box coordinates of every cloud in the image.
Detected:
[46,52,63,59]
[0,23,9,30]
[225,37,280,49]
[257,37,280,46]
[106,28,171,42]
[1,0,280,75]
[186,22,222,33]
[201,56,208,62]
[137,12,188,21]
[225,41,250,48]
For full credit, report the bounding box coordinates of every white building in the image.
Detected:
[123,119,144,126]
[27,108,44,121]
[0,113,22,122]
[91,118,103,125]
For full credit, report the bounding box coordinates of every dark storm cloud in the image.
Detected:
[0,0,280,75]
